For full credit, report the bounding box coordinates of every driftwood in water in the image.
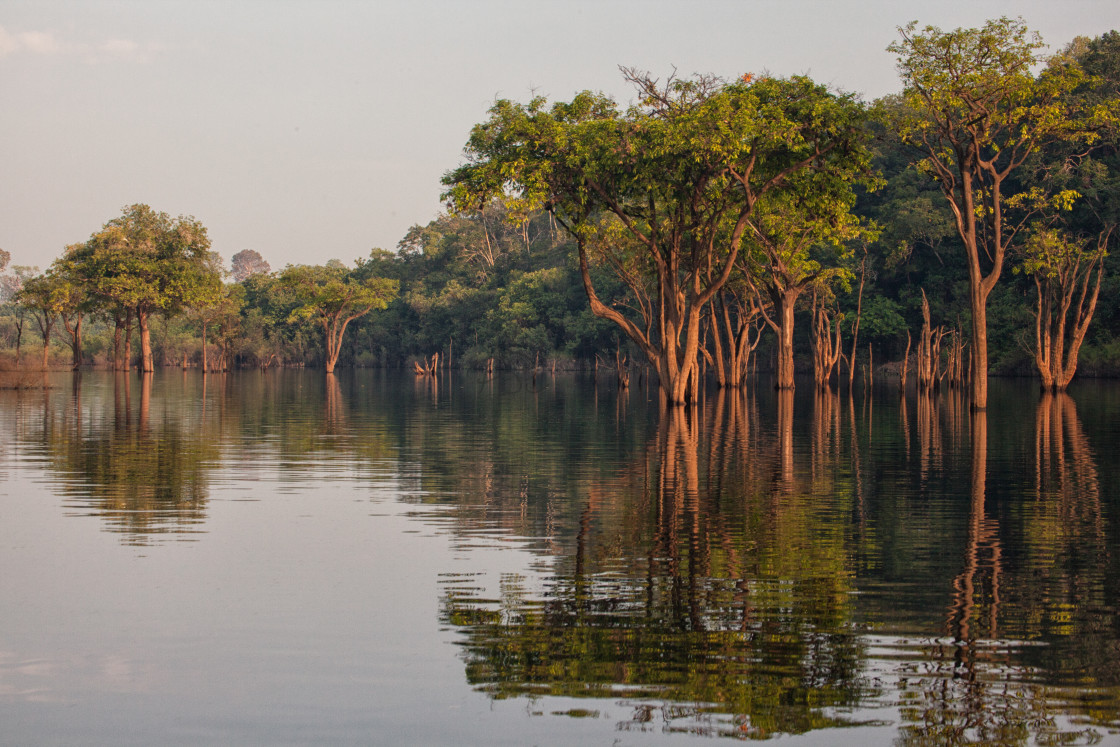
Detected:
[413,352,439,376]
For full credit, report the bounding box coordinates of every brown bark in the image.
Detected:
[847,257,866,391]
[708,289,764,389]
[917,290,946,392]
[138,309,154,373]
[899,331,912,393]
[759,288,800,391]
[34,310,54,371]
[810,295,843,390]
[201,320,209,373]
[123,309,133,372]
[1032,245,1104,391]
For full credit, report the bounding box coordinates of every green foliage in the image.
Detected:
[67,204,218,319]
[279,260,398,372]
[280,263,395,326]
[444,69,877,398]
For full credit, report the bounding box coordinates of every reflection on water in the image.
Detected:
[1,371,1118,744]
[432,383,1118,743]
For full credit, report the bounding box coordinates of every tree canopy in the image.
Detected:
[444,69,876,402]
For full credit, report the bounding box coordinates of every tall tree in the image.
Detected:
[67,204,219,372]
[280,260,398,374]
[445,70,873,403]
[888,18,1110,409]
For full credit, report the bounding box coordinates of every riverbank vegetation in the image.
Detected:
[1,21,1118,400]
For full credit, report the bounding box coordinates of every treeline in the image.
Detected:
[1,22,1119,403]
[0,206,618,374]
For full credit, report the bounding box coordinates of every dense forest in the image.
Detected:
[2,21,1119,405]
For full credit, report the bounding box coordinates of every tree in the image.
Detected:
[888,18,1110,409]
[280,260,398,374]
[17,271,62,370]
[740,168,874,389]
[1018,227,1106,390]
[1,265,36,365]
[211,283,245,371]
[230,249,271,282]
[445,70,874,403]
[67,204,220,372]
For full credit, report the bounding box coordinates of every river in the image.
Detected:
[1,370,1117,745]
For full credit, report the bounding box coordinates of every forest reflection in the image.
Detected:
[16,373,217,543]
[439,383,1118,743]
[2,372,1116,741]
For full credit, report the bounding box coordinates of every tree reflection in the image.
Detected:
[37,373,219,544]
[442,390,873,738]
[894,400,1110,745]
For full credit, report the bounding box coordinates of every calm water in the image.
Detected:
[1,370,1117,746]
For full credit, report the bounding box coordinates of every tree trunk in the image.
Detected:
[773,290,798,390]
[970,287,989,409]
[202,320,209,373]
[138,309,154,373]
[40,321,52,371]
[709,302,727,388]
[14,311,25,365]
[71,314,82,370]
[62,313,83,370]
[900,331,911,394]
[811,298,842,391]
[124,310,134,371]
[848,257,866,391]
[112,315,122,370]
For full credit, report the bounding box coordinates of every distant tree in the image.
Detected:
[66,204,220,372]
[17,271,62,370]
[211,283,245,371]
[888,18,1110,409]
[1,266,37,364]
[0,248,9,273]
[230,249,271,282]
[280,262,398,374]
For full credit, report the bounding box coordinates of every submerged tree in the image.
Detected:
[1019,227,1107,390]
[445,70,874,403]
[741,167,873,390]
[280,259,398,374]
[66,205,220,372]
[888,18,1109,409]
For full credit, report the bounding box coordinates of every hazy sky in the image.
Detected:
[3,1,1119,272]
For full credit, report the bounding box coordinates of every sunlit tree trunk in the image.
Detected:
[811,297,843,390]
[138,309,154,373]
[1032,249,1104,392]
[124,309,134,372]
[201,319,209,373]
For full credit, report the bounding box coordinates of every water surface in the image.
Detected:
[0,370,1117,745]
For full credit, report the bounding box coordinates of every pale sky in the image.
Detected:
[3,0,1119,272]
